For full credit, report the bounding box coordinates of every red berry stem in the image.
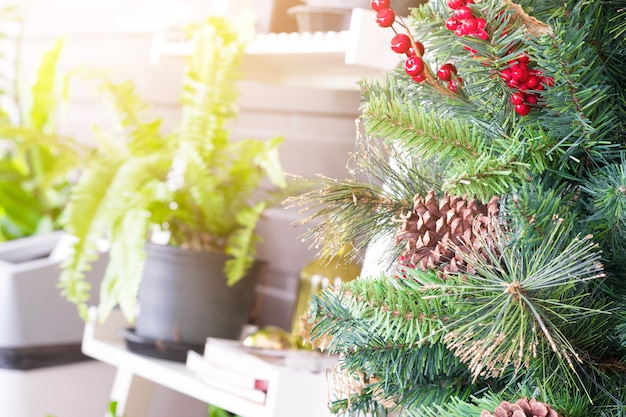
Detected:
[371,0,458,98]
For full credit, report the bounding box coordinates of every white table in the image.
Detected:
[81,307,336,417]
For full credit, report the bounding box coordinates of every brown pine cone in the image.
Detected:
[481,398,562,417]
[395,190,499,276]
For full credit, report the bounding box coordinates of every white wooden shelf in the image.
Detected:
[82,307,335,417]
[150,8,400,90]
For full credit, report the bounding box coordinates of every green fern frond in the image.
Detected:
[60,154,169,320]
[0,34,87,241]
[224,202,265,285]
[29,37,65,132]
[59,158,124,318]
[251,135,287,188]
[98,209,150,321]
[95,79,166,155]
[97,79,151,130]
[179,17,249,154]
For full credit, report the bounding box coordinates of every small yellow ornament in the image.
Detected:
[242,326,299,350]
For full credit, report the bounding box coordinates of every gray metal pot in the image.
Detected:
[134,244,261,346]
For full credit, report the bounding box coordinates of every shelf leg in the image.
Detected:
[109,368,156,417]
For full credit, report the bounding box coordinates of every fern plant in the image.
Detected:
[58,15,286,321]
[0,3,87,242]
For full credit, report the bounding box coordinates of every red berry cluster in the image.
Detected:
[370,0,553,111]
[372,0,429,82]
[442,0,552,116]
[445,0,488,41]
[500,55,552,115]
[437,62,462,92]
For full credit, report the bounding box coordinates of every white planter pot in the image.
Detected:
[0,231,108,369]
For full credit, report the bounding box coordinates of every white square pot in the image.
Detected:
[0,231,108,369]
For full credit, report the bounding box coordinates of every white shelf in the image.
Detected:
[150,8,401,90]
[82,308,335,417]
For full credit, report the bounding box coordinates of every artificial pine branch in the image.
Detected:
[292,1,626,415]
[436,219,607,380]
[582,155,626,269]
[285,138,441,264]
[307,276,483,414]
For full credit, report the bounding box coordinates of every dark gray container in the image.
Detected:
[135,244,261,348]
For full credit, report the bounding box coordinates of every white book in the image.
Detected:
[195,372,267,405]
[202,338,278,377]
[186,350,270,392]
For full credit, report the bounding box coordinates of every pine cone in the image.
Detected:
[396,190,499,276]
[480,398,561,417]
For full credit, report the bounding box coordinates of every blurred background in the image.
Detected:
[1,0,382,415]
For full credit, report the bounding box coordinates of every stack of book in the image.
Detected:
[185,337,339,406]
[186,338,274,404]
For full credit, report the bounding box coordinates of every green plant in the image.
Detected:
[208,404,241,417]
[0,5,87,241]
[58,15,286,321]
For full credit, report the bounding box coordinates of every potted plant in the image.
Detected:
[0,4,108,369]
[58,14,287,358]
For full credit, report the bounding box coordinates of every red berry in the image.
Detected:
[476,18,486,29]
[376,8,395,27]
[511,64,529,82]
[437,63,457,81]
[514,103,531,115]
[514,62,528,72]
[412,41,425,56]
[445,16,461,30]
[526,75,539,89]
[412,73,426,83]
[447,0,465,9]
[510,91,525,105]
[499,68,512,82]
[544,76,554,87]
[370,0,391,11]
[404,56,424,76]
[448,78,462,93]
[517,54,530,63]
[454,6,473,20]
[525,94,538,105]
[461,17,478,34]
[391,33,412,54]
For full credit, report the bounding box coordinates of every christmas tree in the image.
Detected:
[286,0,626,416]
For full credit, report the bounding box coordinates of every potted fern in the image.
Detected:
[58,15,286,359]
